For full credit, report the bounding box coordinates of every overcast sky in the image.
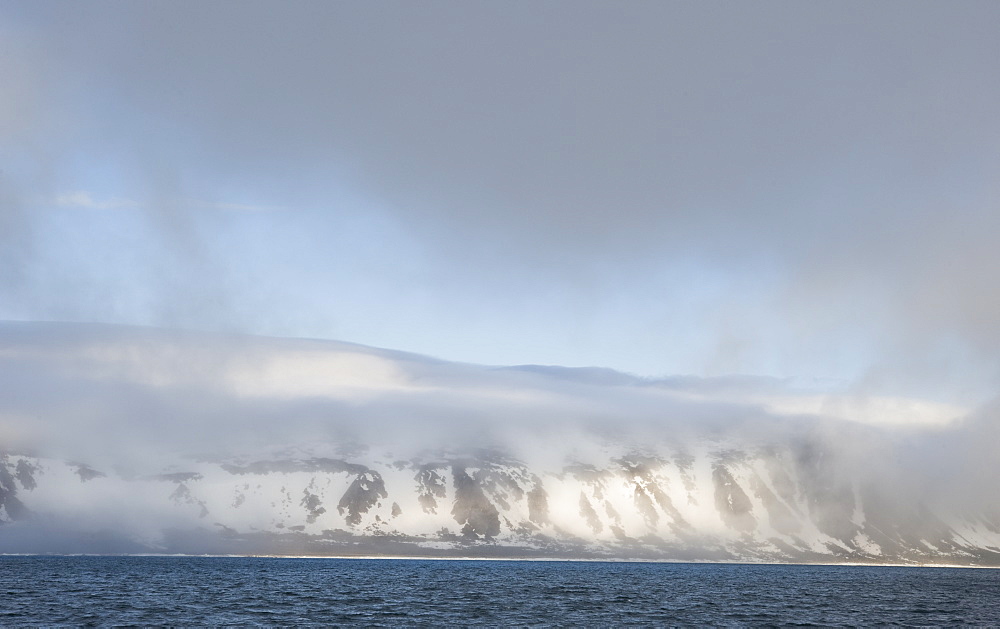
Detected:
[2,1,999,406]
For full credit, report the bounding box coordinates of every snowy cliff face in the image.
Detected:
[1,322,999,563]
[2,447,999,564]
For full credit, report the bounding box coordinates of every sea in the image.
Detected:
[2,556,999,626]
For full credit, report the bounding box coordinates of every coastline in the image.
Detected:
[3,552,998,569]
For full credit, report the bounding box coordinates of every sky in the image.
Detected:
[2,1,999,408]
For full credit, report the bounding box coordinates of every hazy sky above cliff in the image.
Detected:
[2,1,999,405]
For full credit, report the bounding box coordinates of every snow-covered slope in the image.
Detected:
[1,322,998,563]
[3,447,999,563]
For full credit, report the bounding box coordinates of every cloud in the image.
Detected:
[0,321,975,455]
[0,322,995,527]
[55,191,136,210]
[1,1,999,400]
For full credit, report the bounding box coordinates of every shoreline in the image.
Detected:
[3,553,997,569]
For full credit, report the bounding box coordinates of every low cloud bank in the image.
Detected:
[1,322,995,520]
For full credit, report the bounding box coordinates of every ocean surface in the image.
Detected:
[2,556,999,626]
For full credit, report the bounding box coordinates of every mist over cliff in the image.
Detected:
[2,322,997,563]
[3,2,1000,564]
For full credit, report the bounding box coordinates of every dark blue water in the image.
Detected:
[2,556,998,626]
